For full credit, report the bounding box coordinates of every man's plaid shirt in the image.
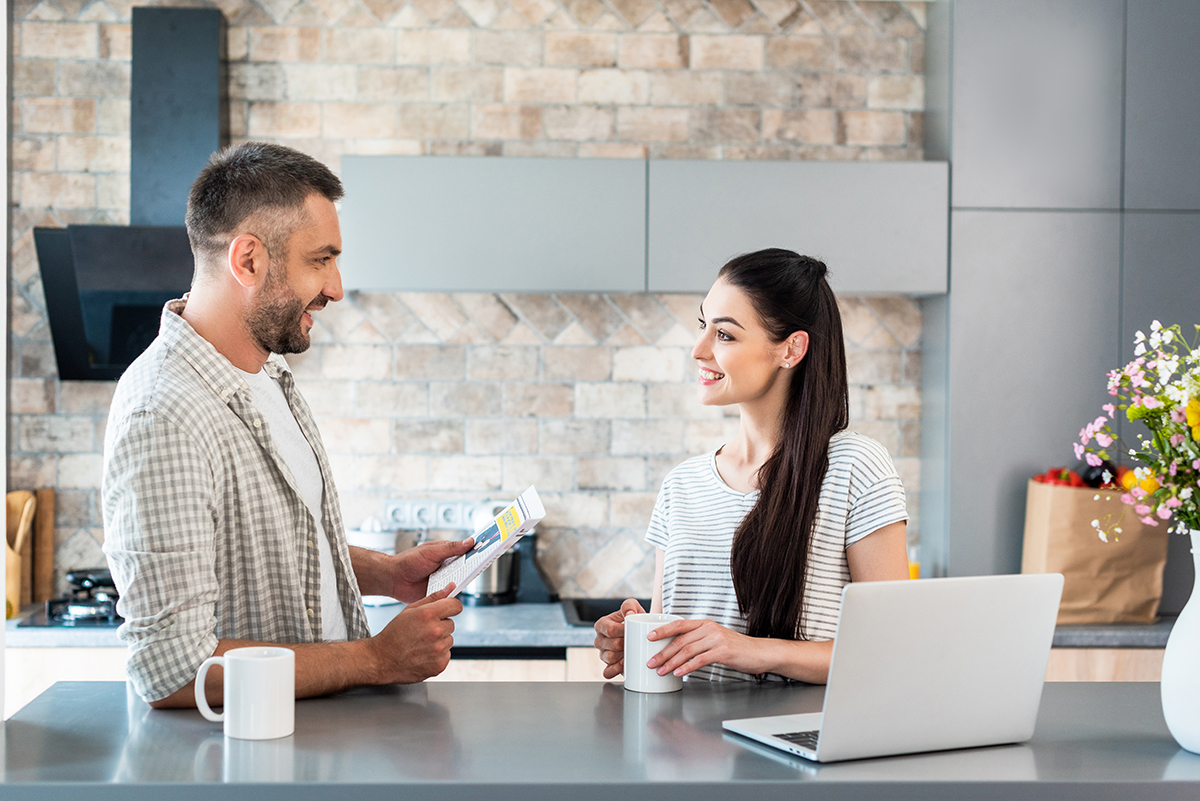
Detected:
[102,299,370,702]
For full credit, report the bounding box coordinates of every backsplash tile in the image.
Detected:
[8,0,927,597]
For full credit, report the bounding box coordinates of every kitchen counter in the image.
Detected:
[5,602,596,650]
[2,680,1198,800]
[6,602,1177,649]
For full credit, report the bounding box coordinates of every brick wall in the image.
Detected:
[8,0,926,596]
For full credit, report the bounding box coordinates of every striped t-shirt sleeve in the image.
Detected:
[842,435,909,547]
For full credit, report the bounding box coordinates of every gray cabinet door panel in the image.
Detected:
[338,156,646,292]
[1124,0,1200,210]
[947,211,1120,576]
[647,160,948,295]
[951,0,1124,210]
[1121,212,1200,613]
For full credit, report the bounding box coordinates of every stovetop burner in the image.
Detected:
[18,567,124,627]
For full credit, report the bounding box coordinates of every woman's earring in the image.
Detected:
[783,362,790,368]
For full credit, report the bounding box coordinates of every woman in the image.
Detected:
[594,249,910,684]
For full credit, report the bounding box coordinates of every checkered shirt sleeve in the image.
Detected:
[103,409,221,702]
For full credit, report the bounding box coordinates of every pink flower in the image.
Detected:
[1135,504,1152,515]
[1103,404,1116,418]
[1170,461,1178,476]
[1157,506,1173,520]
[1121,493,1136,505]
[1142,395,1163,409]
[1108,388,1119,396]
[1079,427,1091,445]
[1096,433,1113,447]
[1167,497,1183,508]
[1131,487,1148,499]
[1085,452,1103,467]
[1093,416,1107,430]
[1171,434,1185,447]
[1194,459,1200,470]
[1073,443,1085,460]
[1141,516,1159,526]
[1172,408,1187,423]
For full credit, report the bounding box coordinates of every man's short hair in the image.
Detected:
[185,141,344,269]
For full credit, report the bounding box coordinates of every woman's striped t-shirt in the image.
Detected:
[644,431,909,683]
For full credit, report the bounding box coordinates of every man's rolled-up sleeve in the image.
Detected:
[102,410,221,702]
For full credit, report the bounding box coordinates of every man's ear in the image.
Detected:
[227,234,267,289]
[782,331,810,367]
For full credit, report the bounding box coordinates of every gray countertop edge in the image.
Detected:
[4,604,1176,650]
[2,782,1198,801]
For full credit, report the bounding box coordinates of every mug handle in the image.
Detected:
[195,656,225,723]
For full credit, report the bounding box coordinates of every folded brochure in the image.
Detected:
[427,486,546,598]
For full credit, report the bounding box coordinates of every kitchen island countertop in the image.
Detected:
[2,680,1199,800]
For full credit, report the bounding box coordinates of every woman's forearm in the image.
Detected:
[744,636,835,684]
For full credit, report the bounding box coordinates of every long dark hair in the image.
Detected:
[722,249,849,643]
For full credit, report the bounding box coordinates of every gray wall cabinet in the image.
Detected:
[1124,0,1200,210]
[1121,212,1200,613]
[950,0,1125,210]
[945,211,1120,577]
[338,156,949,294]
[923,0,1200,591]
[339,156,647,293]
[646,161,948,295]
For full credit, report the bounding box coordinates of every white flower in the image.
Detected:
[1135,343,1147,356]
[1135,466,1150,480]
[1150,333,1162,349]
[1152,320,1162,331]
[1114,527,1123,534]
[1098,531,1108,543]
[1163,330,1174,343]
[1182,488,1194,500]
[1135,331,1146,343]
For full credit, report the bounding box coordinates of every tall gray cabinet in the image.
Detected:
[923,0,1199,612]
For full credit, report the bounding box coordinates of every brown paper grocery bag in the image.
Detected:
[1021,479,1168,624]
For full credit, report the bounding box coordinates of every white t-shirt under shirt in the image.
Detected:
[644,431,908,682]
[238,368,349,642]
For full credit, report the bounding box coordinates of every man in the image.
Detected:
[102,142,472,708]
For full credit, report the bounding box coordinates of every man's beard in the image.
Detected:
[246,262,325,356]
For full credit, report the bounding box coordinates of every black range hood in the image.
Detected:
[36,7,226,380]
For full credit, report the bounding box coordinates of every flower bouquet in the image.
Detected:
[1076,321,1200,539]
[1077,320,1200,754]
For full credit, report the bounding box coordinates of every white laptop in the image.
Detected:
[722,573,1064,763]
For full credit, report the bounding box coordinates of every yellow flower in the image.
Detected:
[1187,399,1200,427]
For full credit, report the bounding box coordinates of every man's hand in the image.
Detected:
[592,598,646,680]
[365,586,463,685]
[386,539,474,602]
[352,539,474,603]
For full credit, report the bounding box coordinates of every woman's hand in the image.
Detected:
[592,598,646,679]
[645,618,758,678]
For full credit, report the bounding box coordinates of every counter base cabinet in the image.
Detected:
[4,646,127,719]
[1046,648,1164,682]
[430,648,611,683]
[4,646,613,718]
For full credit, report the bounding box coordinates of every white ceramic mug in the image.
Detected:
[624,613,684,693]
[196,647,295,740]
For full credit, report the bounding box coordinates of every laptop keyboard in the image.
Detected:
[776,730,820,750]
